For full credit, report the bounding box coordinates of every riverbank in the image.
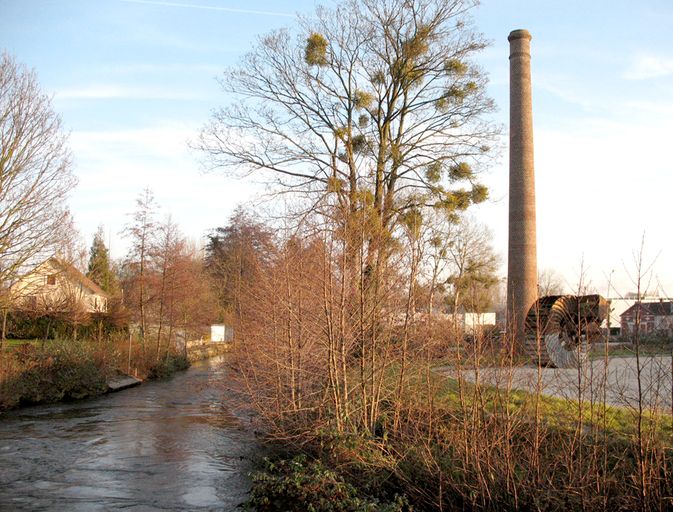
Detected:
[186,340,231,362]
[0,338,190,411]
[243,363,673,511]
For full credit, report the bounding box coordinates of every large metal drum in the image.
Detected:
[523,294,608,368]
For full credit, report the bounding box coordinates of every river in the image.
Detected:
[0,357,256,511]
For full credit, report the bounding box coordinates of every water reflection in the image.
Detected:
[0,357,254,511]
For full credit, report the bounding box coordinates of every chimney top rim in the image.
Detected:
[508,29,532,42]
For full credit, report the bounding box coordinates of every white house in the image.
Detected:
[12,257,109,314]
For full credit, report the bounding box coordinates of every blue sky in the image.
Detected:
[1,0,672,297]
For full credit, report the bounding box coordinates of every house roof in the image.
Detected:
[47,257,110,298]
[620,301,673,318]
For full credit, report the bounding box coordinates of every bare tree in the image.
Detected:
[0,53,77,347]
[443,215,500,315]
[150,216,214,361]
[537,267,565,296]
[200,0,499,435]
[199,0,499,254]
[205,207,275,323]
[122,188,158,347]
[167,243,218,357]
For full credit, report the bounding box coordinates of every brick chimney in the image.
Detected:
[507,29,538,346]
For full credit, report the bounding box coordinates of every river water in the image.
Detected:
[0,357,256,511]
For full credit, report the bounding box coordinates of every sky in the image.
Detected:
[1,0,672,298]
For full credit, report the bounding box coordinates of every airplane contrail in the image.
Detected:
[118,0,295,18]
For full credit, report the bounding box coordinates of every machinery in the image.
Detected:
[523,294,609,368]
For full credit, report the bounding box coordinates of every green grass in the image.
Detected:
[427,367,672,441]
[589,345,673,359]
[3,338,42,347]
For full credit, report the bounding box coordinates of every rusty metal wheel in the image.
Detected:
[523,295,604,368]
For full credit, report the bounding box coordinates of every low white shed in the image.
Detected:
[210,324,234,342]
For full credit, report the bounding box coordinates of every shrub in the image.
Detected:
[0,339,111,408]
[147,353,190,379]
[5,310,128,341]
[245,455,409,512]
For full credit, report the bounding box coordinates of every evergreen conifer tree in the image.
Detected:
[87,226,117,294]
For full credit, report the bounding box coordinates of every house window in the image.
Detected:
[47,274,56,285]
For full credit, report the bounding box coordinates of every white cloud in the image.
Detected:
[99,63,223,75]
[70,124,197,161]
[534,73,604,111]
[67,124,258,258]
[623,99,673,116]
[57,86,125,99]
[55,85,200,101]
[624,55,673,80]
[475,112,673,297]
[535,116,672,294]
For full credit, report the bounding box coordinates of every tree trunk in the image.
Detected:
[0,309,7,350]
[43,317,52,348]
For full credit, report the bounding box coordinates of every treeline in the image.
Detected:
[221,209,672,511]
[117,188,216,361]
[194,0,673,508]
[221,204,500,426]
[218,203,513,510]
[3,188,219,359]
[0,189,225,408]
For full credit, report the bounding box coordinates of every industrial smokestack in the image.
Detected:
[507,29,537,345]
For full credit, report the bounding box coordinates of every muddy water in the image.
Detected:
[0,358,256,511]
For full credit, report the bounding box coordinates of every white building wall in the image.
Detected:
[12,259,107,313]
[211,324,234,342]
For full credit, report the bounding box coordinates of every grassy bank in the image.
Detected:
[0,338,190,410]
[244,364,673,511]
